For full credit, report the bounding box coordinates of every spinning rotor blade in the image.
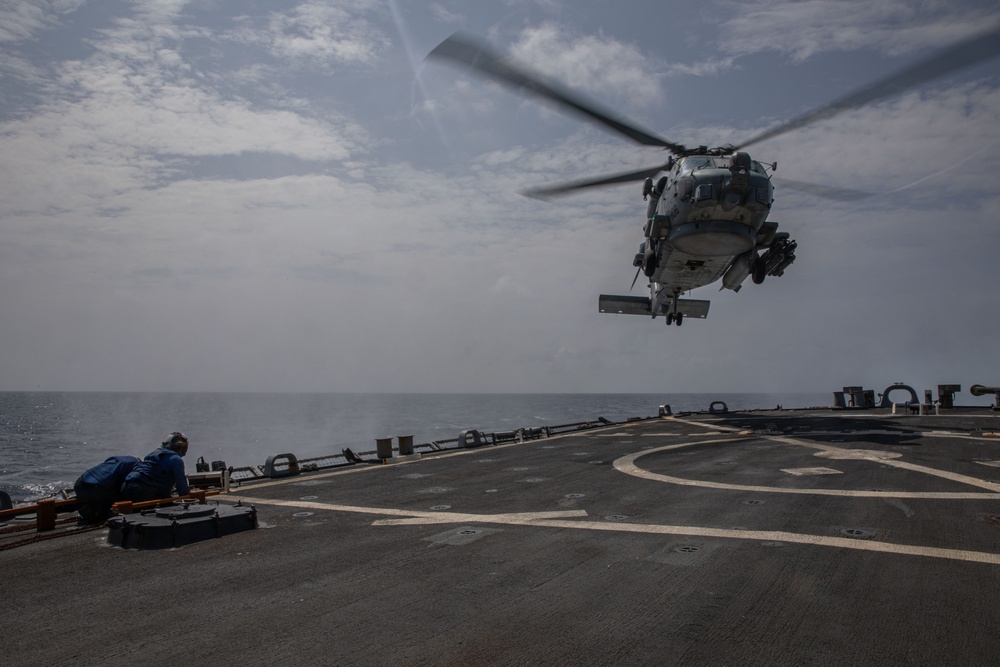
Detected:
[773,177,877,201]
[523,164,670,199]
[735,25,1000,151]
[428,33,688,153]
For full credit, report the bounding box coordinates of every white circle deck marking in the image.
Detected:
[228,415,1000,567]
[614,426,1000,499]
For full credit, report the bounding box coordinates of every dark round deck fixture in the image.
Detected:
[841,528,875,538]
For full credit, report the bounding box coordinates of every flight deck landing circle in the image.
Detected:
[612,435,1000,499]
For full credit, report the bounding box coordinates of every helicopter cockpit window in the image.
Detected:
[676,157,715,174]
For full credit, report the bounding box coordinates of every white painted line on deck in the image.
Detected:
[232,495,1000,566]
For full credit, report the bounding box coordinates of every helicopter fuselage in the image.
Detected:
[601,151,796,325]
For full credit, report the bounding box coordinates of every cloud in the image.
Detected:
[0,0,86,43]
[716,0,998,61]
[429,2,464,25]
[508,23,667,106]
[228,0,389,67]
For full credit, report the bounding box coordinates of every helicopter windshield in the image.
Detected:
[676,156,716,173]
[677,155,769,174]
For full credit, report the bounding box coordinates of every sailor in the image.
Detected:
[120,432,191,503]
[73,455,139,523]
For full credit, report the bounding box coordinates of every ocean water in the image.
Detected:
[0,391,829,504]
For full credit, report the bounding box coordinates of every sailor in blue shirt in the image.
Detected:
[74,455,139,523]
[120,432,191,503]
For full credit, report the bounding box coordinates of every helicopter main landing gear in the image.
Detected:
[666,294,684,326]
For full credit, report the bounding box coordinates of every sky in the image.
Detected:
[0,0,998,396]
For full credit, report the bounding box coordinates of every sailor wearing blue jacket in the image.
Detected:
[74,455,139,523]
[120,432,191,503]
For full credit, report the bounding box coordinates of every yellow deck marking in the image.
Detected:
[233,495,1000,566]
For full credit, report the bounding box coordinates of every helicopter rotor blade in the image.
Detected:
[772,177,878,201]
[522,164,670,199]
[428,33,688,153]
[734,24,1000,151]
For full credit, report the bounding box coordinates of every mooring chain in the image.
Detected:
[0,517,103,551]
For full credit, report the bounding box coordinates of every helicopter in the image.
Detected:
[427,27,1000,325]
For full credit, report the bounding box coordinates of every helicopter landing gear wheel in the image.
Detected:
[676,313,683,326]
[666,313,675,326]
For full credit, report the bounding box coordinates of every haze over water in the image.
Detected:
[0,391,831,503]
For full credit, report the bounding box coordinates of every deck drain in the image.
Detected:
[430,505,451,511]
[761,541,784,547]
[673,545,700,553]
[485,489,499,493]
[425,487,449,493]
[841,528,875,538]
[571,452,591,456]
[604,515,629,522]
[459,529,482,536]
[299,496,318,500]
[588,460,605,465]
[564,493,585,499]
[524,477,546,483]
[718,461,738,466]
[292,512,314,518]
[743,499,765,505]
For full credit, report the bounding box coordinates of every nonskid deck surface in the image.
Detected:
[4,409,1000,666]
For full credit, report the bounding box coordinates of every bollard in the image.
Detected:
[36,499,57,532]
[375,437,393,460]
[397,435,414,456]
[458,429,484,448]
[263,453,300,478]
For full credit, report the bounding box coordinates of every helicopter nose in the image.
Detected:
[721,190,743,211]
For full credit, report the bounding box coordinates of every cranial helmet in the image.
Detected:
[164,431,189,456]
